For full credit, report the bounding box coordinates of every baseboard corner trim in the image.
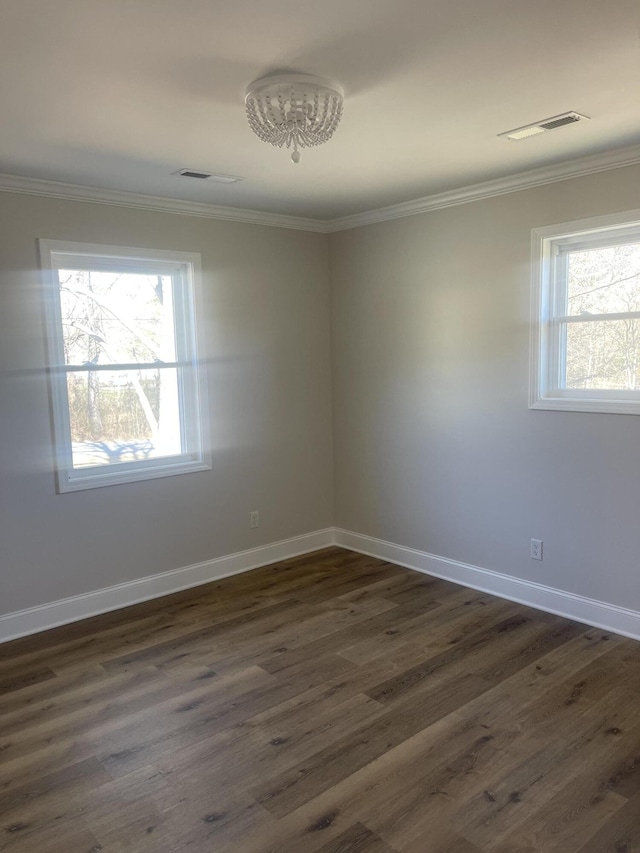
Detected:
[333,528,640,641]
[0,528,335,643]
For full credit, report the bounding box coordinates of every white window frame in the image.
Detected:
[530,209,640,414]
[39,240,210,492]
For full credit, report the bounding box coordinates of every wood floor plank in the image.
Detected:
[212,687,521,853]
[250,671,494,818]
[314,822,397,852]
[0,815,101,853]
[258,596,436,675]
[1,548,639,852]
[366,614,583,707]
[337,596,517,666]
[360,639,638,852]
[455,689,640,850]
[0,757,111,847]
[0,665,57,697]
[577,794,640,852]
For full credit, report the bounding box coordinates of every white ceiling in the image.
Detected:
[1,0,639,221]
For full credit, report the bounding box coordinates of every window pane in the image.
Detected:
[565,319,640,390]
[66,367,183,468]
[567,242,640,316]
[58,270,177,366]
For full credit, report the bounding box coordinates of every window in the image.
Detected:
[530,210,640,414]
[39,240,209,492]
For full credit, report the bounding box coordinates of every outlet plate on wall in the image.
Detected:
[531,538,543,561]
[250,511,260,529]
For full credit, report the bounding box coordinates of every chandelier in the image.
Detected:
[245,74,344,163]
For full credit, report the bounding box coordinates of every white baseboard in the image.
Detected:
[334,528,640,642]
[0,529,335,644]
[4,526,639,645]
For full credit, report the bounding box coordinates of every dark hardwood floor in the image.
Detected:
[1,547,639,852]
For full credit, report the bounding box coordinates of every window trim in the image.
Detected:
[39,239,210,492]
[530,209,640,415]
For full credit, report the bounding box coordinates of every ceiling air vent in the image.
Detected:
[499,112,589,141]
[174,168,243,183]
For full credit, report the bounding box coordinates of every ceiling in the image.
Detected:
[1,0,639,221]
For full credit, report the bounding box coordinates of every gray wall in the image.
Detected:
[0,193,334,614]
[3,163,639,620]
[329,164,640,613]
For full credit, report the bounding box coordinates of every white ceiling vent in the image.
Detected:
[499,112,589,141]
[174,169,243,183]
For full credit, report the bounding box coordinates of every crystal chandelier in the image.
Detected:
[245,74,344,163]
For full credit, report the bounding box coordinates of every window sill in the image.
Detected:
[57,458,211,493]
[530,396,640,415]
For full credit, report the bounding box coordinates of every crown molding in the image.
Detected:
[0,173,329,233]
[1,143,640,234]
[325,144,640,232]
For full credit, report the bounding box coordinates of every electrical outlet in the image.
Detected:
[250,511,259,529]
[530,538,543,561]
